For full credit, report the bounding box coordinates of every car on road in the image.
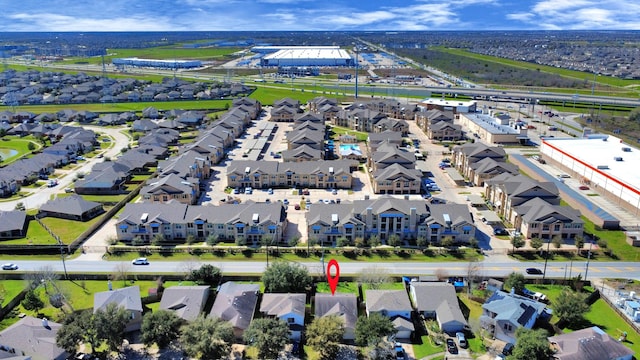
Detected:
[323,199,331,204]
[558,174,570,178]
[579,185,590,190]
[446,338,458,354]
[268,188,274,195]
[526,268,543,275]
[2,263,18,270]
[331,189,338,195]
[132,258,149,265]
[65,188,75,193]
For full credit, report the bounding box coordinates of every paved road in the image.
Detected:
[7,259,638,281]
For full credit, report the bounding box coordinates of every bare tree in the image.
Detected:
[179,257,202,281]
[357,266,391,290]
[466,259,483,295]
[435,268,449,281]
[112,262,132,286]
[24,265,59,292]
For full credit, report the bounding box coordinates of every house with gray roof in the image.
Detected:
[74,166,129,195]
[0,316,68,360]
[294,112,323,125]
[410,283,467,334]
[0,211,28,240]
[548,326,634,360]
[281,145,323,162]
[335,107,387,132]
[159,285,210,321]
[315,293,358,340]
[369,142,416,171]
[158,150,212,180]
[514,197,584,240]
[94,286,143,332]
[307,96,338,112]
[426,204,476,244]
[232,97,262,115]
[141,173,199,205]
[260,293,305,340]
[210,282,260,339]
[428,121,462,141]
[480,290,549,344]
[365,290,414,339]
[38,195,104,221]
[270,105,298,122]
[286,128,325,151]
[373,163,422,194]
[468,157,519,186]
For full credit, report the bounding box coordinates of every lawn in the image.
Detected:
[575,299,639,355]
[3,99,232,115]
[0,137,40,165]
[57,46,242,65]
[0,280,28,307]
[316,281,359,295]
[412,335,444,359]
[581,216,639,261]
[249,87,326,105]
[40,215,105,244]
[329,125,369,142]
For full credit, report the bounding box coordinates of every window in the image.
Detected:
[313,229,320,234]
[287,317,295,323]
[554,224,561,231]
[531,223,538,228]
[187,223,194,228]
[463,229,470,235]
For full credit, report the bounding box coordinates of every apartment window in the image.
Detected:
[431,228,438,234]
[237,227,243,234]
[531,223,538,228]
[287,318,295,323]
[313,229,320,235]
[463,229,470,235]
[187,223,194,228]
[554,224,561,231]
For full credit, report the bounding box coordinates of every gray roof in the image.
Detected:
[210,282,260,331]
[0,316,67,360]
[516,197,584,225]
[141,173,195,197]
[366,290,412,313]
[159,285,210,321]
[482,291,546,327]
[470,157,519,176]
[0,211,26,233]
[373,163,422,182]
[39,195,102,217]
[260,293,306,319]
[427,204,474,227]
[368,130,403,144]
[353,197,429,217]
[94,286,143,313]
[412,283,467,327]
[548,326,635,360]
[315,293,358,332]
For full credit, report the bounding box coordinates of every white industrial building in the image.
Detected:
[540,135,640,214]
[255,46,354,67]
[418,98,477,114]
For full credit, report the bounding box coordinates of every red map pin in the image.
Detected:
[327,259,340,295]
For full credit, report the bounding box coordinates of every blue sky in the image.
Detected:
[1,0,639,31]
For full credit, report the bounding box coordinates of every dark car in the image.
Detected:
[526,268,543,275]
[446,338,458,354]
[493,228,509,236]
[502,342,515,356]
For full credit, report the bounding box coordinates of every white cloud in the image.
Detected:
[7,13,179,31]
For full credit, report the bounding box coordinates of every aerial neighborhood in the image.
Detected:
[0,33,638,360]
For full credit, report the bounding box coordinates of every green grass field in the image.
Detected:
[1,99,232,115]
[0,137,40,165]
[56,46,243,65]
[0,280,28,307]
[40,215,104,244]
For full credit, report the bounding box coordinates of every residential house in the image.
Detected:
[232,97,262,116]
[514,198,584,240]
[365,290,414,339]
[0,210,28,239]
[270,106,298,122]
[548,326,634,360]
[159,285,210,321]
[427,121,463,141]
[38,195,104,221]
[94,286,143,332]
[158,150,213,180]
[210,282,260,339]
[315,293,358,341]
[308,96,338,112]
[293,112,324,125]
[367,129,404,151]
[480,290,549,344]
[260,293,305,340]
[335,108,387,132]
[286,128,325,151]
[0,316,68,360]
[281,145,323,162]
[410,283,467,334]
[74,163,130,195]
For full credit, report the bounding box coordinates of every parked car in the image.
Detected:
[456,332,467,348]
[579,185,590,190]
[394,343,405,360]
[526,268,543,275]
[331,189,338,195]
[132,258,149,265]
[493,228,509,236]
[294,204,301,210]
[502,342,515,356]
[233,188,240,194]
[268,188,274,195]
[446,338,458,354]
[64,188,75,193]
[2,263,18,270]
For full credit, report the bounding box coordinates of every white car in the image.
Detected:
[132,258,149,265]
[2,263,18,270]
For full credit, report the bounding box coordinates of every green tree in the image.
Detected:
[504,272,526,295]
[416,236,428,249]
[552,235,563,249]
[243,318,290,359]
[440,235,455,248]
[56,310,95,354]
[509,328,552,360]
[355,312,396,347]
[553,289,589,327]
[306,315,345,359]
[206,233,220,246]
[355,236,366,248]
[262,261,312,293]
[337,236,350,247]
[511,234,525,253]
[151,233,165,246]
[387,234,401,247]
[141,310,183,349]
[368,235,381,247]
[188,264,222,286]
[27,141,36,151]
[530,237,544,253]
[574,236,585,254]
[93,302,130,352]
[21,290,44,314]
[185,234,197,245]
[180,316,234,359]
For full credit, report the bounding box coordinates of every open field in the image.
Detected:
[40,215,105,244]
[56,46,243,65]
[0,137,40,165]
[0,99,232,114]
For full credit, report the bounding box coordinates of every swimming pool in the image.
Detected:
[339,144,362,156]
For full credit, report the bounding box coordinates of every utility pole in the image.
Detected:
[542,239,551,281]
[585,241,593,280]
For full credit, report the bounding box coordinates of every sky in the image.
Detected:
[0,0,639,32]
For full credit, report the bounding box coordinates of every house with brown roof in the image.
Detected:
[159,285,210,321]
[548,326,634,360]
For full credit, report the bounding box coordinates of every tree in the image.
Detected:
[368,235,381,247]
[466,259,482,294]
[206,233,220,246]
[243,318,290,359]
[93,302,130,352]
[21,290,44,314]
[530,237,543,253]
[416,236,428,249]
[504,272,526,295]
[262,261,312,293]
[355,312,396,347]
[151,233,166,246]
[355,236,366,248]
[574,236,585,254]
[357,266,391,290]
[56,310,96,354]
[112,262,132,286]
[27,141,36,151]
[553,289,589,327]
[552,235,563,249]
[337,236,350,247]
[306,315,344,359]
[387,234,401,247]
[188,264,222,286]
[509,328,552,360]
[440,235,455,248]
[180,316,234,359]
[141,310,183,349]
[185,234,197,245]
[511,233,525,254]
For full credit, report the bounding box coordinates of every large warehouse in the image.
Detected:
[254,46,354,67]
[540,135,640,214]
[112,57,202,69]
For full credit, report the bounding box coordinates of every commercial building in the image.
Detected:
[540,135,640,215]
[255,46,354,67]
[112,57,202,69]
[459,112,528,144]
